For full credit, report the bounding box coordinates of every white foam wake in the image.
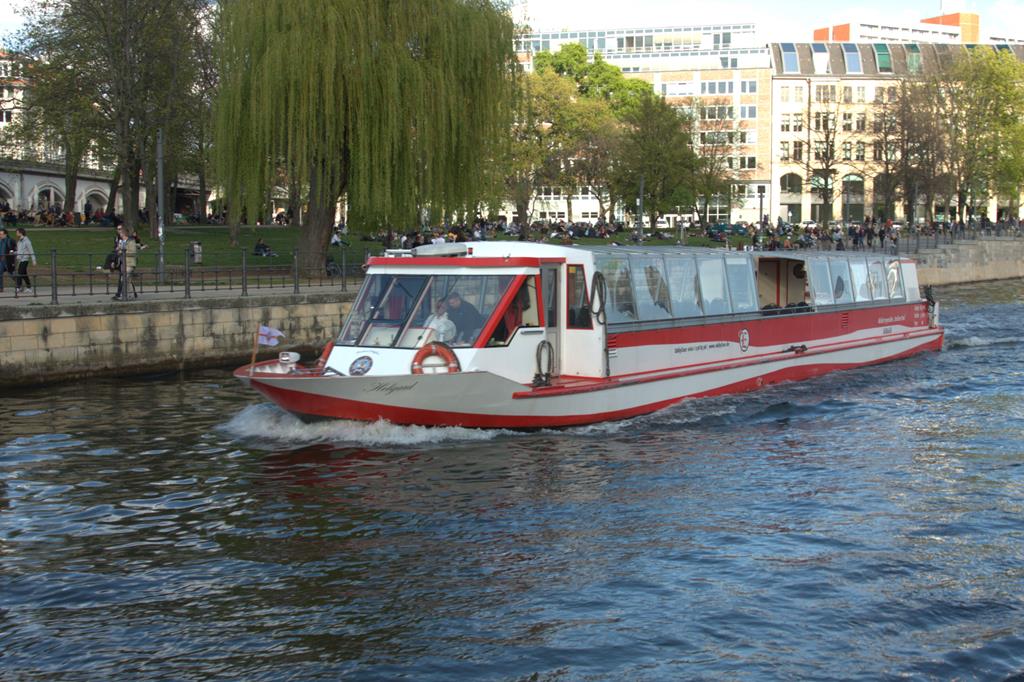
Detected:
[947,336,1018,350]
[219,404,514,448]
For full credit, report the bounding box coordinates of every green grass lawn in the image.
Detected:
[13,224,742,272]
[15,225,386,271]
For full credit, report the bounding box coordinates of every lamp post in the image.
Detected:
[757,184,765,232]
[157,128,165,284]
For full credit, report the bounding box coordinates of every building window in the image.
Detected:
[887,86,897,102]
[856,113,867,132]
[793,141,804,162]
[739,156,757,169]
[781,86,790,102]
[793,115,803,133]
[842,43,863,74]
[815,85,836,103]
[873,141,883,161]
[856,86,865,103]
[741,80,757,93]
[0,110,11,124]
[842,113,853,131]
[781,114,790,132]
[814,142,833,161]
[780,141,790,161]
[855,142,866,161]
[814,112,835,131]
[781,43,799,73]
[843,86,853,104]
[874,44,893,73]
[740,105,757,119]
[842,142,852,160]
[702,105,734,120]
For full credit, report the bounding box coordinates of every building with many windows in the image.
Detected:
[769,41,1024,226]
[514,22,774,225]
[509,16,1024,228]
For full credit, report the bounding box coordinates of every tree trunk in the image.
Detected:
[108,166,121,217]
[515,196,530,241]
[63,153,81,217]
[198,166,207,222]
[123,155,140,232]
[302,170,337,274]
[566,195,573,223]
[145,154,158,238]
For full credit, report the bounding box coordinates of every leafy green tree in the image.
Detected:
[214,0,516,268]
[2,52,101,216]
[503,70,578,230]
[14,0,206,233]
[612,94,697,229]
[937,48,1024,220]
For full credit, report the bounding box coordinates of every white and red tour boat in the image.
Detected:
[235,242,943,428]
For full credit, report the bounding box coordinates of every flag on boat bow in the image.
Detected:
[258,325,285,346]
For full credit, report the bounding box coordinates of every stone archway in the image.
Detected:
[33,185,64,211]
[0,181,13,211]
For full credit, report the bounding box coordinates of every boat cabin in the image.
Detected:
[327,242,923,385]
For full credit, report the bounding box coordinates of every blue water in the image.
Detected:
[1,281,1022,680]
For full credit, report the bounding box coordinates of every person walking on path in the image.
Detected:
[114,226,138,300]
[0,228,15,292]
[14,227,35,294]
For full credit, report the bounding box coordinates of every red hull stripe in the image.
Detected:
[249,335,943,428]
[513,328,943,399]
[610,302,928,349]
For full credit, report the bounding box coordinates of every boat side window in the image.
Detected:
[566,265,592,329]
[665,255,703,318]
[848,258,873,303]
[725,256,758,313]
[807,259,833,306]
[629,255,673,321]
[347,274,429,347]
[486,276,540,345]
[867,259,889,301]
[828,258,855,305]
[338,274,393,345]
[886,259,905,299]
[596,255,638,323]
[429,274,513,347]
[697,256,733,316]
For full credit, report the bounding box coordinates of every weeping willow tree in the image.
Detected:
[213,0,517,269]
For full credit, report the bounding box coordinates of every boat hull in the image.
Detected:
[235,327,943,429]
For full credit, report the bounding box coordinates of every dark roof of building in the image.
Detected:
[769,42,1024,77]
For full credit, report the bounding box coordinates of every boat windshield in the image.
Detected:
[337,273,515,348]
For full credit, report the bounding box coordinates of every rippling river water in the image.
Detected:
[1,281,1023,680]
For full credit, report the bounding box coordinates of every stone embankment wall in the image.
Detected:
[915,237,1024,286]
[0,293,355,386]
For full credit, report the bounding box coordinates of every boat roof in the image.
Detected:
[388,241,912,264]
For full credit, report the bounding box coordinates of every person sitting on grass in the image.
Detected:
[253,238,277,257]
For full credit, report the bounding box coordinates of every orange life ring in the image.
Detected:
[411,342,461,375]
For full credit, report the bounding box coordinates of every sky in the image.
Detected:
[515,0,1024,41]
[2,0,1024,44]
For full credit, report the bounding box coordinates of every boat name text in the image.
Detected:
[877,315,905,324]
[366,382,420,395]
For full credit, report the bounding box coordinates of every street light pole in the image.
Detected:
[157,128,166,285]
[636,175,644,242]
